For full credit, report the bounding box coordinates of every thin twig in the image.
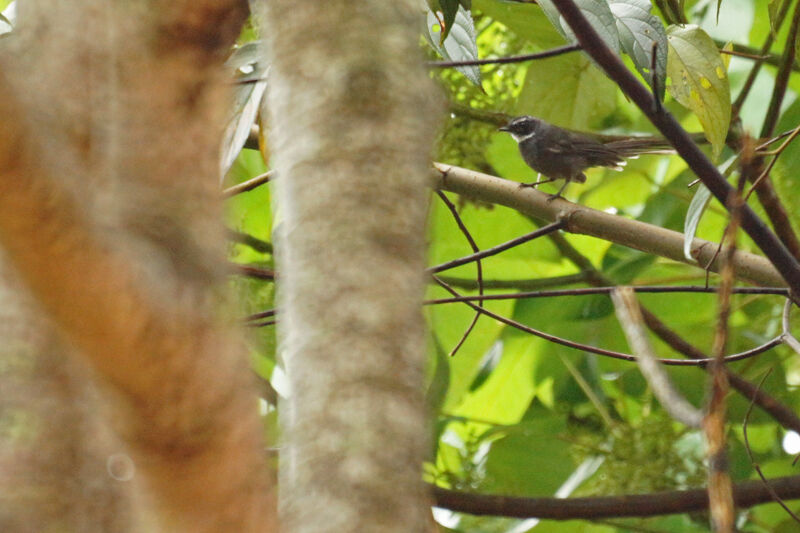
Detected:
[234,264,276,280]
[650,41,662,115]
[430,275,782,366]
[434,272,589,291]
[428,220,566,274]
[436,190,483,356]
[719,48,768,60]
[245,309,276,322]
[782,299,800,355]
[227,229,273,254]
[746,123,800,201]
[427,43,581,68]
[222,170,274,197]
[425,285,789,305]
[742,369,800,523]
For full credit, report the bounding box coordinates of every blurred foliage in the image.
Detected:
[224,1,800,531]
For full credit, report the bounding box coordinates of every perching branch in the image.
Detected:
[433,163,785,287]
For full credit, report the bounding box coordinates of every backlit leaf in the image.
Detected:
[426,5,482,87]
[538,0,620,54]
[610,0,668,101]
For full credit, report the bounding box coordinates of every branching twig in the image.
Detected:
[436,190,484,356]
[425,285,789,304]
[782,299,800,356]
[743,369,800,523]
[430,276,782,366]
[428,220,566,274]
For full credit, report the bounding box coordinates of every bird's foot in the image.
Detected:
[545,193,563,203]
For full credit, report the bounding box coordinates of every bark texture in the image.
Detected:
[0,1,275,531]
[258,2,442,532]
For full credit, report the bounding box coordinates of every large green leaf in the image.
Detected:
[666,24,731,158]
[451,335,541,424]
[515,53,617,130]
[482,415,574,496]
[473,0,564,48]
[610,0,668,101]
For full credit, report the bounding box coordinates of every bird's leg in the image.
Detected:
[519,174,555,189]
[546,179,570,203]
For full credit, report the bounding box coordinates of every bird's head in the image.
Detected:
[499,115,541,142]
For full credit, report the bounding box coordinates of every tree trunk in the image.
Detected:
[0,1,275,531]
[258,1,442,531]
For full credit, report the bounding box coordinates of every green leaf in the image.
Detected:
[666,24,731,159]
[610,0,668,101]
[426,5,482,87]
[683,184,712,261]
[538,0,620,54]
[473,0,564,48]
[516,52,617,130]
[768,0,785,38]
[483,416,574,496]
[451,335,540,424]
[683,154,735,261]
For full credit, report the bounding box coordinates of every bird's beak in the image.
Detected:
[498,125,509,132]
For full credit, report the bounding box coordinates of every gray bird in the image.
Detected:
[500,116,672,200]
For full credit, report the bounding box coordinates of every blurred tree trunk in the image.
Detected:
[0,259,135,531]
[0,1,275,531]
[258,1,442,532]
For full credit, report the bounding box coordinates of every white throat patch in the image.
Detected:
[511,131,536,143]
